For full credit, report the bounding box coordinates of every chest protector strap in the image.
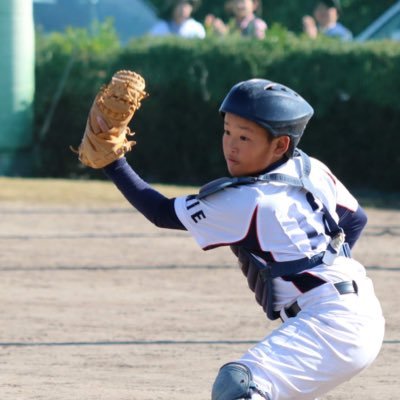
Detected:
[198,150,349,320]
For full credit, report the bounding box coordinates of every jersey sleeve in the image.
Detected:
[327,173,367,247]
[336,204,367,248]
[174,187,258,250]
[311,157,367,248]
[335,178,368,247]
[335,178,358,212]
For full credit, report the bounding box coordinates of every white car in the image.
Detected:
[34,0,158,44]
[356,1,400,41]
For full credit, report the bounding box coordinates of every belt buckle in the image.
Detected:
[341,242,352,257]
[282,279,358,322]
[283,301,301,320]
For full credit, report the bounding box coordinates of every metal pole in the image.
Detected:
[89,0,99,36]
[0,0,35,176]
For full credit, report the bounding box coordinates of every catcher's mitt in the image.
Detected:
[72,70,148,169]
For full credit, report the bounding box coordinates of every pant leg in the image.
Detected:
[239,278,385,400]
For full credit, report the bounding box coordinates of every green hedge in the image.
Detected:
[34,28,400,192]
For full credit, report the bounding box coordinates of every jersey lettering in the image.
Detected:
[185,196,207,223]
[191,210,206,223]
[186,200,200,210]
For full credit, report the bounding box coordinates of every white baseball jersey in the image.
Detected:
[105,152,384,400]
[175,155,385,399]
[175,155,360,311]
[104,153,384,399]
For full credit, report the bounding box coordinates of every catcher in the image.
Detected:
[74,71,384,399]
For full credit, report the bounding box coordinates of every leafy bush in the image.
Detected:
[34,20,121,176]
[34,25,400,192]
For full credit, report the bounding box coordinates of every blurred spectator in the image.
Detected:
[205,0,267,40]
[302,0,353,41]
[149,0,206,39]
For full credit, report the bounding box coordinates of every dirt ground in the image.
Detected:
[0,200,399,399]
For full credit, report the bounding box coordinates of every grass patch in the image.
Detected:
[355,190,400,210]
[1,178,398,209]
[0,177,197,205]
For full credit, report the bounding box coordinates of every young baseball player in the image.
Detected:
[81,75,384,399]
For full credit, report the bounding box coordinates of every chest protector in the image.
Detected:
[198,150,349,320]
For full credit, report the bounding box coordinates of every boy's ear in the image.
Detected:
[274,136,290,156]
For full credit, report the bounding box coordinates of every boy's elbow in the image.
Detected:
[358,205,368,229]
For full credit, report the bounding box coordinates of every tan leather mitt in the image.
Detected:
[72,70,148,169]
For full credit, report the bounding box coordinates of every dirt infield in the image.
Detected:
[0,201,399,399]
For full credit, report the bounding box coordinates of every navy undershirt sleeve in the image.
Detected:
[336,204,368,248]
[103,158,186,230]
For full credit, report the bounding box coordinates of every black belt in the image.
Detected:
[284,280,358,319]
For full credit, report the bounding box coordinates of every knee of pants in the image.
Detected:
[211,362,270,400]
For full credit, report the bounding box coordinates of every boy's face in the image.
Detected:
[173,2,193,23]
[232,0,256,19]
[222,113,287,177]
[313,2,338,26]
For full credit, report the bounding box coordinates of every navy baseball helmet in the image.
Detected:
[219,79,314,157]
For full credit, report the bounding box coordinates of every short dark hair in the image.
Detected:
[160,0,201,19]
[319,0,342,13]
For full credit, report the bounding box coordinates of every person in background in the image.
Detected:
[205,0,267,40]
[303,0,353,41]
[149,0,206,39]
